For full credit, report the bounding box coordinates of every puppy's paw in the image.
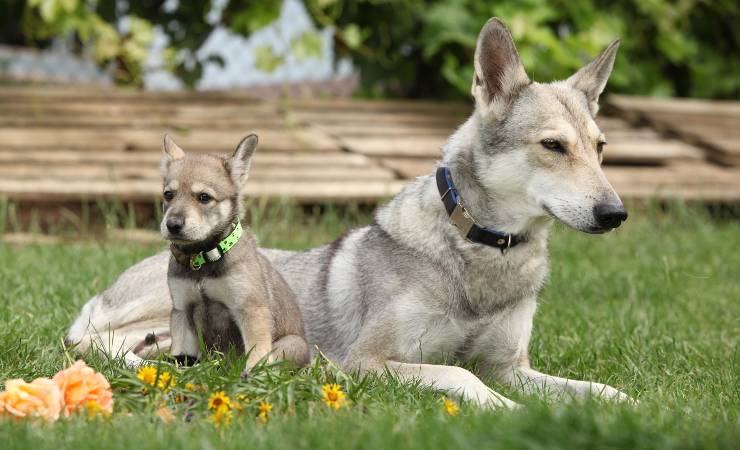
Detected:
[240,369,251,381]
[173,354,199,367]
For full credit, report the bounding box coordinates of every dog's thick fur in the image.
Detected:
[159,135,309,374]
[67,18,631,407]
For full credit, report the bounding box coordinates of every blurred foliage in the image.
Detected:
[308,0,740,99]
[11,0,740,98]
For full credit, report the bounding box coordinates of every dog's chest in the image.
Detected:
[394,242,548,363]
[168,269,249,310]
[460,245,549,314]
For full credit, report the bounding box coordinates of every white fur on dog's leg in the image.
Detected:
[385,361,520,409]
[507,367,634,403]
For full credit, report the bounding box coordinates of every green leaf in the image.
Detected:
[340,24,364,50]
[254,46,284,73]
[291,31,323,62]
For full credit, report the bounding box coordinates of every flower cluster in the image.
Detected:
[0,360,113,422]
[137,366,177,392]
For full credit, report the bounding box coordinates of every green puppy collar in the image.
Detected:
[189,221,243,270]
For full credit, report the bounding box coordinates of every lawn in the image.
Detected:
[0,203,738,449]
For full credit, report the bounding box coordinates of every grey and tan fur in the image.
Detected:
[162,134,308,373]
[67,18,632,407]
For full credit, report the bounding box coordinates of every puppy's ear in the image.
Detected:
[471,17,530,116]
[228,134,258,185]
[567,39,620,115]
[160,134,185,177]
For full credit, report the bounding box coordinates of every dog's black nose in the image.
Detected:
[166,216,184,234]
[593,202,628,230]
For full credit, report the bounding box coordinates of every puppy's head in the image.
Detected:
[159,134,258,245]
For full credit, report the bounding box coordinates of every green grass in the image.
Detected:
[0,204,738,449]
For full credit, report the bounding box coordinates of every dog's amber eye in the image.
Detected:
[198,193,212,204]
[597,141,606,154]
[541,138,565,153]
[163,190,174,201]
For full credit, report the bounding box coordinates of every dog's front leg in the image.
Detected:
[503,366,634,403]
[169,307,200,363]
[232,304,273,377]
[384,361,520,409]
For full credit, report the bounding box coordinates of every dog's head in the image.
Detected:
[466,18,626,233]
[159,134,258,244]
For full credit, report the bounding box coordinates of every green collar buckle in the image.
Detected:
[190,221,243,271]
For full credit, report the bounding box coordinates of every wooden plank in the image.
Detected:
[604,163,740,201]
[286,99,472,115]
[610,95,740,118]
[341,136,446,158]
[0,150,371,166]
[0,126,341,153]
[0,164,395,181]
[608,95,740,166]
[0,178,407,203]
[290,111,465,128]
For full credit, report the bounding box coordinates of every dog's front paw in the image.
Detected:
[595,384,636,404]
[485,392,522,410]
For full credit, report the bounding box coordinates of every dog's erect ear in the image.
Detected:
[228,134,258,185]
[160,134,185,177]
[567,40,620,115]
[471,18,530,114]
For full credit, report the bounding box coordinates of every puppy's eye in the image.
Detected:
[597,141,607,154]
[198,193,212,204]
[541,138,565,153]
[163,190,174,201]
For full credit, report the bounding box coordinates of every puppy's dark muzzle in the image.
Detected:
[166,216,185,234]
[593,202,628,230]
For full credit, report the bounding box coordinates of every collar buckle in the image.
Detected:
[449,203,475,238]
[501,234,512,254]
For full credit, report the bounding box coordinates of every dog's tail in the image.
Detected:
[66,294,171,365]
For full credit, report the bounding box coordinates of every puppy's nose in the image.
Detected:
[593,202,628,229]
[166,216,184,234]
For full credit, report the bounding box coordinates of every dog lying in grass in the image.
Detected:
[159,134,309,376]
[68,17,633,407]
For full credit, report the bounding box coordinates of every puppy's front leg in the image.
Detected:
[231,303,273,377]
[169,308,200,364]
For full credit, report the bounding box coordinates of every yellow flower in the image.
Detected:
[84,400,109,419]
[443,397,459,416]
[208,391,231,412]
[157,372,176,391]
[209,406,232,426]
[184,383,197,391]
[321,384,346,410]
[257,401,272,423]
[137,366,157,386]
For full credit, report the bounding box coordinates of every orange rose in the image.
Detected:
[0,378,62,422]
[53,360,113,417]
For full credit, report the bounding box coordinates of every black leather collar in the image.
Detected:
[436,166,526,253]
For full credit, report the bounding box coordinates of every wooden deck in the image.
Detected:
[1,86,738,206]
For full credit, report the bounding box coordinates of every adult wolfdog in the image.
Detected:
[68,17,631,408]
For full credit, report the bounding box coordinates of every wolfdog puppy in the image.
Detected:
[159,134,309,375]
